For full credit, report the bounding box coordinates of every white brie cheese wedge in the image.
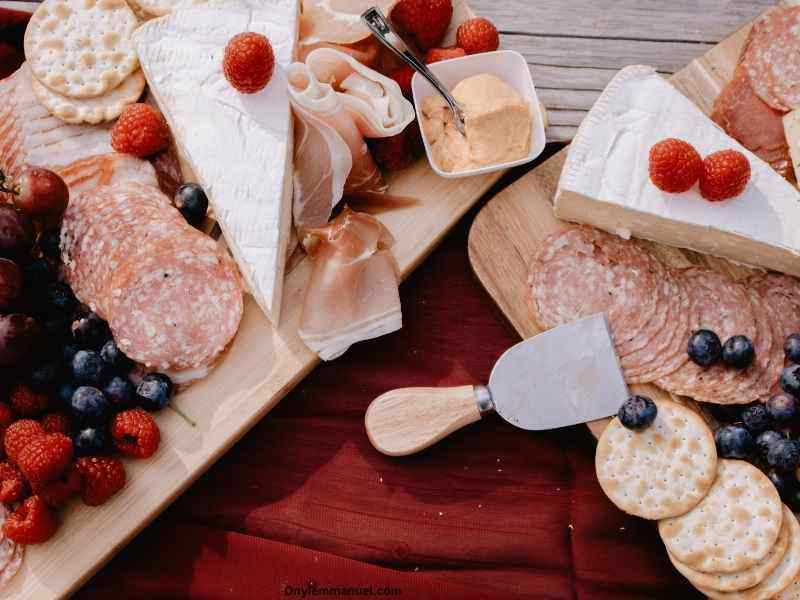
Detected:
[134,0,298,324]
[555,65,800,277]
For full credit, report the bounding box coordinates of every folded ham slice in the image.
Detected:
[299,207,402,360]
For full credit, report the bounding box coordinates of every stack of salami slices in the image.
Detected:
[528,227,793,404]
[60,181,243,376]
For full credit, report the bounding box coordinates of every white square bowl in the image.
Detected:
[411,50,546,179]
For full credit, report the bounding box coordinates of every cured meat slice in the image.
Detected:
[741,6,800,112]
[529,227,660,353]
[623,268,690,383]
[656,269,756,404]
[108,232,243,371]
[711,65,792,179]
[748,273,800,340]
[57,153,159,197]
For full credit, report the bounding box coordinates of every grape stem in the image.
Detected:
[168,401,197,427]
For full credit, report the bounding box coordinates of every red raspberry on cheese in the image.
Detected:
[223,32,275,94]
[700,149,751,202]
[648,138,703,193]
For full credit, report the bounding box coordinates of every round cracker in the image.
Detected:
[31,69,145,124]
[595,399,717,520]
[25,0,139,99]
[776,573,800,600]
[131,0,206,17]
[699,507,800,600]
[668,506,791,592]
[659,460,783,574]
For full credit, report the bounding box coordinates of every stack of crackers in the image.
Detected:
[596,399,800,598]
[23,0,146,124]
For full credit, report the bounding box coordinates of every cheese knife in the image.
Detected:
[365,313,629,456]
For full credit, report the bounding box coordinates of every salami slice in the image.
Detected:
[529,227,660,352]
[656,269,756,403]
[741,6,800,112]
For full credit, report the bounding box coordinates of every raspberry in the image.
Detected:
[4,419,44,464]
[35,465,81,507]
[42,412,72,435]
[456,17,500,55]
[368,121,423,172]
[391,0,453,51]
[9,383,49,416]
[223,32,275,94]
[3,495,58,544]
[17,433,73,487]
[425,46,466,63]
[0,461,27,503]
[74,456,126,506]
[110,103,171,158]
[389,65,414,97]
[110,409,161,459]
[648,138,703,193]
[700,149,751,202]
[0,401,14,455]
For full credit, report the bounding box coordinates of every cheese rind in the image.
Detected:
[134,0,298,324]
[555,65,800,277]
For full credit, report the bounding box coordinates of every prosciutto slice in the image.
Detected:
[299,207,402,361]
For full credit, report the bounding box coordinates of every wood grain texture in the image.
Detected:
[365,385,481,456]
[467,8,769,439]
[470,0,778,141]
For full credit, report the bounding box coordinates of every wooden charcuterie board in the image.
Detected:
[0,2,512,598]
[468,7,785,439]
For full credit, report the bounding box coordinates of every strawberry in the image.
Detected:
[649,138,703,193]
[35,465,81,507]
[42,412,72,435]
[4,419,44,464]
[223,32,275,94]
[456,17,500,54]
[3,495,58,544]
[700,150,751,202]
[17,433,73,487]
[369,121,423,172]
[425,46,466,63]
[391,0,453,51]
[74,456,126,506]
[0,461,27,503]
[9,383,49,416]
[110,409,160,459]
[110,103,171,158]
[389,65,415,97]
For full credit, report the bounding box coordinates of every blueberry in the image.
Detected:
[57,381,76,406]
[715,425,755,459]
[768,469,798,500]
[780,364,800,398]
[29,359,60,387]
[136,373,174,411]
[617,395,657,430]
[71,313,110,350]
[708,403,744,424]
[71,350,106,384]
[62,342,80,364]
[786,334,800,364]
[741,403,771,434]
[722,335,755,369]
[43,281,76,317]
[100,340,133,372]
[38,229,60,261]
[103,375,135,409]
[757,430,786,457]
[73,426,108,456]
[174,183,209,227]
[767,394,797,423]
[688,329,722,367]
[70,386,111,425]
[767,438,800,471]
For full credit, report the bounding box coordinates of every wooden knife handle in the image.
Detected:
[365,385,483,456]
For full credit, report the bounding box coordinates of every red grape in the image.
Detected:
[0,314,40,366]
[0,258,22,311]
[0,204,34,259]
[13,167,69,220]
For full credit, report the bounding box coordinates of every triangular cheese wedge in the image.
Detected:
[555,65,800,277]
[134,0,298,323]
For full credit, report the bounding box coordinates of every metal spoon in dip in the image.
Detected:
[361,6,467,136]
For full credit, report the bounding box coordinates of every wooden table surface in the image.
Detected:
[471,0,777,142]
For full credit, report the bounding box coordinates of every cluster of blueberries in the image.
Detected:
[617,332,800,511]
[687,329,755,369]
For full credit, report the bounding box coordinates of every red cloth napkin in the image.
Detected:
[1,11,698,598]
